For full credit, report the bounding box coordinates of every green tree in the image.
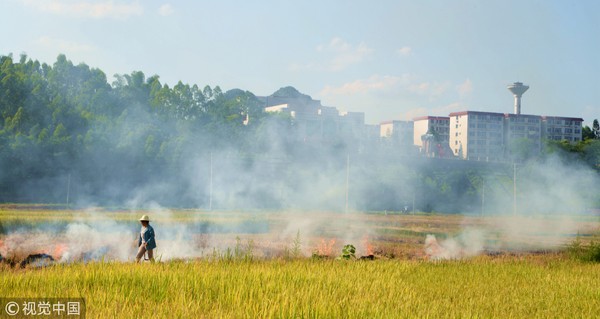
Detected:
[583,140,600,170]
[583,125,594,140]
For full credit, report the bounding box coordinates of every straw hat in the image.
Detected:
[139,215,150,222]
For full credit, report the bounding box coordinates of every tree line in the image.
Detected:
[0,53,280,204]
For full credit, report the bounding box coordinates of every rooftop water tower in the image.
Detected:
[507,82,529,115]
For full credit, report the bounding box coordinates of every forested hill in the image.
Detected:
[0,53,281,205]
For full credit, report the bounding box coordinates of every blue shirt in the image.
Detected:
[138,224,157,250]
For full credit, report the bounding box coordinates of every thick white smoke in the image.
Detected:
[425,154,600,260]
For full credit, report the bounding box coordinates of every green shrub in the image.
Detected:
[340,244,356,260]
[568,237,600,262]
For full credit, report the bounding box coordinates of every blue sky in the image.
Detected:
[1,0,598,124]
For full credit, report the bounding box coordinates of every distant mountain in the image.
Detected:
[270,86,311,100]
[258,86,320,108]
[223,88,248,99]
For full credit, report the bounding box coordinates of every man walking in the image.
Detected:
[136,215,157,263]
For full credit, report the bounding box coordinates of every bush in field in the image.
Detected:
[339,244,356,260]
[568,237,600,262]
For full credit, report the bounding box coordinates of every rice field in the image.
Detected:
[2,257,600,318]
[1,205,599,318]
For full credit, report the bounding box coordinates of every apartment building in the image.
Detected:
[449,111,505,160]
[265,103,367,143]
[541,116,584,142]
[265,103,319,140]
[380,120,414,146]
[413,116,450,146]
[504,113,543,156]
[261,86,585,161]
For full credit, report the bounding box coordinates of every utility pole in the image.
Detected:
[481,179,485,217]
[209,152,213,211]
[345,153,349,213]
[513,163,517,216]
[66,173,71,209]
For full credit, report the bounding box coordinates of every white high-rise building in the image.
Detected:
[413,116,450,147]
[503,113,543,156]
[449,111,505,160]
[542,116,584,142]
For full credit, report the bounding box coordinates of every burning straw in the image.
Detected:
[424,230,485,260]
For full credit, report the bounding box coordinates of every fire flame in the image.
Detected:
[362,235,374,256]
[424,235,443,259]
[315,238,336,256]
[52,243,68,260]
